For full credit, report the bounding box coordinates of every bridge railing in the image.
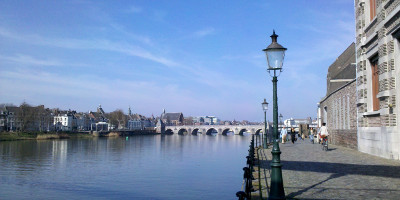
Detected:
[236,134,256,199]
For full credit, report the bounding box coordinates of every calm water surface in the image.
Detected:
[0,134,251,199]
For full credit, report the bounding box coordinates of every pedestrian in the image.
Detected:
[290,127,296,144]
[309,128,314,143]
[280,126,288,144]
[297,130,303,141]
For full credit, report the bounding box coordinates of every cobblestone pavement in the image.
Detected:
[259,138,400,200]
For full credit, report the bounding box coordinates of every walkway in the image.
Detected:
[252,138,400,200]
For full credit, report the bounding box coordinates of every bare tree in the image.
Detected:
[183,116,194,125]
[108,109,127,130]
[18,102,35,131]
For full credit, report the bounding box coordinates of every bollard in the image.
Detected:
[243,167,253,199]
[236,191,247,200]
[236,133,257,199]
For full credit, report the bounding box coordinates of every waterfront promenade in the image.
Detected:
[252,139,400,200]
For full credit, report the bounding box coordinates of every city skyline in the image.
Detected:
[0,0,355,122]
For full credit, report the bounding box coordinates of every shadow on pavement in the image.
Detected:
[281,160,400,178]
[260,159,400,199]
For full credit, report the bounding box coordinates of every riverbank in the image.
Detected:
[0,131,160,141]
[0,132,94,141]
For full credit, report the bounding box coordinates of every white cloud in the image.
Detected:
[0,27,177,68]
[0,54,63,67]
[0,54,89,67]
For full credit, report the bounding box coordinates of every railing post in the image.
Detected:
[236,191,247,200]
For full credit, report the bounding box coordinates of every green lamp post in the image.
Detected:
[263,30,287,200]
[262,99,269,148]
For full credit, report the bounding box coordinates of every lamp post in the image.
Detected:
[262,99,269,148]
[263,30,287,200]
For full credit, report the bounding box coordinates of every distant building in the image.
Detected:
[192,116,205,124]
[54,111,75,132]
[4,106,21,131]
[127,113,145,130]
[0,104,54,132]
[294,118,312,125]
[0,106,8,131]
[283,117,313,127]
[156,118,165,134]
[204,116,220,125]
[160,109,184,126]
[193,116,220,125]
[127,107,156,131]
[354,0,400,159]
[224,121,232,125]
[74,112,90,131]
[88,105,108,131]
[283,118,294,127]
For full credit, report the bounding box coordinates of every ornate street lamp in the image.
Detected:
[263,30,287,200]
[262,98,269,148]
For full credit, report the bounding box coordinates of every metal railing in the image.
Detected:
[236,135,256,199]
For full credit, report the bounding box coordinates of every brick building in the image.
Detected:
[355,0,400,159]
[319,43,358,149]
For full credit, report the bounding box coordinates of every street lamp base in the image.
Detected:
[269,147,285,200]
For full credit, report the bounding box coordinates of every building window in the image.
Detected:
[370,57,379,111]
[370,0,376,21]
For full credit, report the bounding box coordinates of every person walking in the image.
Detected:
[280,126,288,144]
[309,128,314,143]
[290,127,296,144]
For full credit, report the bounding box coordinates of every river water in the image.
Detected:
[0,134,251,199]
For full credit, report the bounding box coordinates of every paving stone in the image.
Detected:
[259,139,400,200]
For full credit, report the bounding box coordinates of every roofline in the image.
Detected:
[319,78,356,103]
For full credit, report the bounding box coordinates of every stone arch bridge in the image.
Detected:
[164,125,269,136]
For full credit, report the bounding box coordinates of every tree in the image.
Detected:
[18,102,35,131]
[108,109,127,130]
[183,116,194,125]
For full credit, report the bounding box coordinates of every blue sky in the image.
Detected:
[0,0,355,122]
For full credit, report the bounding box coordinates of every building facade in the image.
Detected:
[160,109,184,126]
[54,112,75,132]
[319,43,358,149]
[88,105,108,131]
[355,0,400,159]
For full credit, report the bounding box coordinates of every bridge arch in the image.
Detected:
[221,128,234,136]
[165,129,174,135]
[191,128,201,135]
[238,129,249,136]
[178,129,188,135]
[255,129,263,135]
[206,128,219,135]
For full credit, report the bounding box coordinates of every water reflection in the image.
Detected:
[52,140,67,165]
[0,135,251,199]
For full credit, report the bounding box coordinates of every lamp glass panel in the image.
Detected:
[262,103,268,111]
[266,49,285,69]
